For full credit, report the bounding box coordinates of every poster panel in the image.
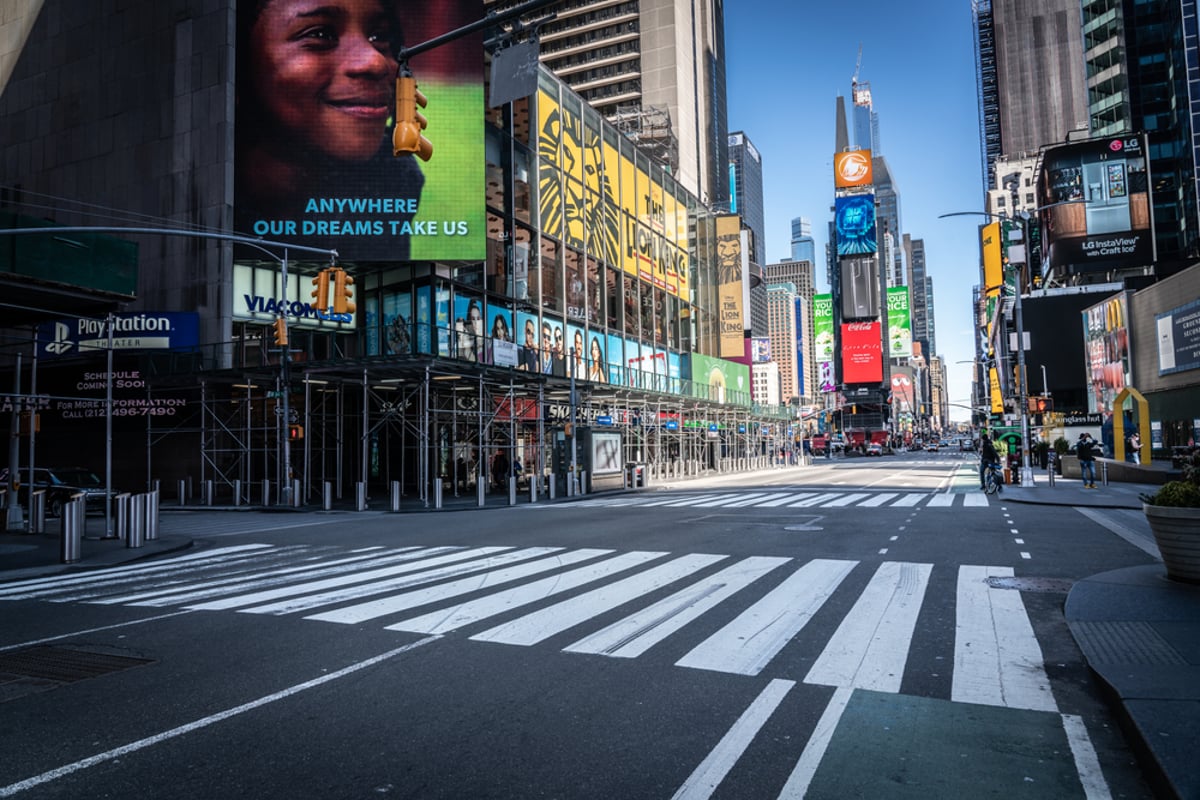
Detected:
[841,321,883,384]
[886,286,912,359]
[813,293,835,392]
[716,215,745,358]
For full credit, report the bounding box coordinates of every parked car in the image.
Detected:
[925,442,939,452]
[0,466,111,518]
[866,443,883,456]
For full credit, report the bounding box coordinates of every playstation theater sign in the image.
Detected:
[32,312,200,425]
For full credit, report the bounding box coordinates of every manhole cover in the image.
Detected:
[0,645,154,683]
[985,576,1075,593]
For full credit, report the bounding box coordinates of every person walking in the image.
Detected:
[1127,430,1141,464]
[1076,433,1098,488]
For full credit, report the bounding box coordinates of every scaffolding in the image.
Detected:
[610,104,678,175]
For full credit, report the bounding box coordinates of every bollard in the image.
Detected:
[115,493,131,540]
[187,476,194,504]
[147,490,160,541]
[325,481,334,511]
[128,493,145,549]
[509,476,517,506]
[1048,463,1055,487]
[178,479,187,506]
[293,479,302,508]
[580,471,588,495]
[356,481,367,511]
[477,478,485,508]
[529,477,538,504]
[641,463,650,488]
[549,474,557,500]
[233,479,242,507]
[1102,461,1109,486]
[434,479,443,509]
[390,481,401,512]
[203,479,214,506]
[31,490,46,534]
[60,497,82,564]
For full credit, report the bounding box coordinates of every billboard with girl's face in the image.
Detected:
[234,0,484,260]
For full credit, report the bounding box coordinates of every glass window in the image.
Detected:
[512,225,534,302]
[513,144,533,224]
[486,212,507,295]
[586,256,601,326]
[606,267,620,331]
[565,247,586,322]
[539,235,562,314]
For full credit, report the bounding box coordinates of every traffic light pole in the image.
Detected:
[1012,220,1034,486]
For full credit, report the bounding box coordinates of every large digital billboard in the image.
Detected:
[886,286,911,359]
[1082,292,1131,415]
[840,257,879,319]
[813,293,835,392]
[833,150,873,188]
[841,321,883,384]
[835,194,877,256]
[234,0,484,261]
[1036,135,1154,276]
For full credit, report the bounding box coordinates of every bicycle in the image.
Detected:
[983,461,1004,495]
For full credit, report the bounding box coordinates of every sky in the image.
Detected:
[724,0,986,423]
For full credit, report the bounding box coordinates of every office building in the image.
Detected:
[766,283,800,404]
[790,217,816,264]
[764,260,817,404]
[728,131,765,266]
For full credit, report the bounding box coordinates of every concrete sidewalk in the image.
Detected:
[2,471,1196,798]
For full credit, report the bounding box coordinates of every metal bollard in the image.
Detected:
[30,490,46,534]
[60,497,82,563]
[115,493,131,540]
[128,493,145,549]
[549,475,556,500]
[203,479,213,506]
[356,482,367,511]
[147,490,159,541]
[434,479,443,509]
[641,463,650,488]
[324,481,334,511]
[178,479,187,506]
[390,481,401,512]
[529,476,538,503]
[477,477,485,508]
[1102,461,1109,486]
[233,479,242,507]
[293,479,302,508]
[509,476,517,506]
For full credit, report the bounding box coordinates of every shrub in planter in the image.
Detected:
[1141,450,1200,583]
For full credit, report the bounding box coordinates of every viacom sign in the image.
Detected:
[38,312,199,359]
[234,264,355,329]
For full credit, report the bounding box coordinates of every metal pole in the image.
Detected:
[569,346,577,496]
[26,327,38,533]
[104,313,115,537]
[1015,216,1034,486]
[280,249,292,507]
[8,353,21,529]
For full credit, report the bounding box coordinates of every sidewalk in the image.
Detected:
[2,471,1196,798]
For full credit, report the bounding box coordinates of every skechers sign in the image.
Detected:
[38,312,199,359]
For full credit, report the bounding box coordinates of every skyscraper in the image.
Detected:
[904,235,933,355]
[765,260,817,404]
[729,131,765,265]
[523,0,730,206]
[972,0,1089,193]
[790,217,816,264]
[766,283,800,404]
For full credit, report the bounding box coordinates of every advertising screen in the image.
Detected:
[1081,293,1131,414]
[840,257,879,319]
[751,337,771,363]
[841,321,883,384]
[835,194,877,256]
[813,293,835,392]
[886,286,912,359]
[1036,135,1154,276]
[687,353,751,407]
[833,150,873,188]
[234,0,484,261]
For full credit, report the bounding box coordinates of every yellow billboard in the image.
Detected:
[982,222,1002,298]
[716,215,745,358]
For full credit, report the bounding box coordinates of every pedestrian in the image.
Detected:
[491,449,509,492]
[979,433,1001,490]
[1076,433,1098,488]
[1127,431,1141,464]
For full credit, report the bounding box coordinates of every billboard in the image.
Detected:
[841,321,883,384]
[751,337,771,363]
[835,194,877,256]
[716,215,746,357]
[890,368,914,416]
[1082,293,1131,414]
[37,313,199,360]
[834,150,873,188]
[1036,135,1154,276]
[813,293,835,392]
[1156,297,1200,376]
[840,257,879,319]
[886,286,912,359]
[688,352,751,407]
[233,0,484,261]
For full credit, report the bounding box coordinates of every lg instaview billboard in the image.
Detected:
[1036,135,1154,277]
[234,0,485,261]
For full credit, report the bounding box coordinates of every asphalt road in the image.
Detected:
[0,451,1158,798]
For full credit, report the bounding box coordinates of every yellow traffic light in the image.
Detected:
[272,317,288,346]
[393,74,432,161]
[311,268,331,313]
[333,268,355,315]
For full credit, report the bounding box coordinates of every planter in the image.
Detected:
[1143,503,1200,584]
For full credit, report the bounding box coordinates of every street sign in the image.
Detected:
[596,415,613,426]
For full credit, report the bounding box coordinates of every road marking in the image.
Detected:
[784,493,839,507]
[926,494,955,507]
[805,561,932,692]
[858,493,898,507]
[892,493,925,507]
[1014,538,1024,544]
[1061,713,1113,799]
[670,679,795,800]
[952,565,1056,711]
[472,554,726,646]
[241,549,609,617]
[183,547,513,612]
[676,559,857,676]
[1020,552,1032,560]
[695,493,774,507]
[0,636,440,798]
[1076,508,1160,558]
[0,610,197,654]
[565,556,790,658]
[751,494,807,507]
[820,493,870,507]
[962,493,988,507]
[777,686,853,799]
[384,551,667,634]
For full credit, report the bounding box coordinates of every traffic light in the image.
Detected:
[272,317,288,346]
[332,268,355,314]
[311,268,331,313]
[393,74,432,161]
[288,424,304,441]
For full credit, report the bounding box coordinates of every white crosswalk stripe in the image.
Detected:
[0,544,1054,707]
[557,489,992,510]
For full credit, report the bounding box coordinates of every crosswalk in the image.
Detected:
[547,489,992,510]
[0,542,1054,713]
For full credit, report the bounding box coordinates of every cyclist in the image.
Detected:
[979,432,1002,491]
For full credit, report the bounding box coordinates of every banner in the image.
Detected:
[813,293,835,392]
[886,286,912,359]
[38,312,199,359]
[716,215,745,358]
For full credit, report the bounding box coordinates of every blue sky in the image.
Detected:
[725,0,985,422]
